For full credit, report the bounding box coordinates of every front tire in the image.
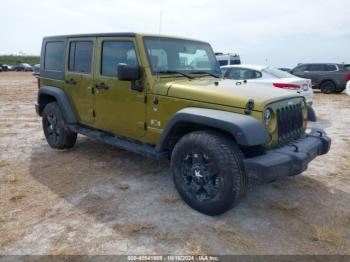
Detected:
[42,102,77,149]
[171,131,247,216]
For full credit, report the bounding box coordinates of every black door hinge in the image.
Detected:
[144,95,147,104]
[144,122,147,130]
[92,110,96,117]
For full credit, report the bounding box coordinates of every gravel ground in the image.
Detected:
[0,72,349,255]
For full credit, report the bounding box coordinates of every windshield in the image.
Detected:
[144,37,221,76]
[263,68,295,78]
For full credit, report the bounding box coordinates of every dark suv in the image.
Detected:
[291,63,350,94]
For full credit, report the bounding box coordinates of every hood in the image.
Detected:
[154,78,302,111]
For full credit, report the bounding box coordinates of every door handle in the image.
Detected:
[65,79,77,85]
[95,83,109,90]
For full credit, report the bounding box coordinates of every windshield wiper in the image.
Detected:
[157,70,194,79]
[191,71,221,78]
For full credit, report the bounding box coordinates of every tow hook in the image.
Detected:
[290,144,299,152]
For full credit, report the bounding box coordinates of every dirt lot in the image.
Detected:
[0,72,349,255]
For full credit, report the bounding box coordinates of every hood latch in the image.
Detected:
[244,99,255,115]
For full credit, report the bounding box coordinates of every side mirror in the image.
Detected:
[117,64,141,81]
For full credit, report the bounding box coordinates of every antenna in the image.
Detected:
[158,10,163,35]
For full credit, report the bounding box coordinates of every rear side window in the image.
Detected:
[68,41,93,73]
[324,64,337,71]
[308,64,324,71]
[345,65,350,72]
[44,41,64,71]
[293,65,308,73]
[101,41,138,77]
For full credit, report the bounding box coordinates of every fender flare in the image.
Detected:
[307,105,317,122]
[156,107,270,151]
[37,86,77,124]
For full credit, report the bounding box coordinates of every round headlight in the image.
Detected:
[263,108,272,126]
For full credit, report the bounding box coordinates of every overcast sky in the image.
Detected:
[1,0,349,67]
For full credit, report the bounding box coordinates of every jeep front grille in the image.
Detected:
[277,103,304,144]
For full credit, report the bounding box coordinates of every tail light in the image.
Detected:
[273,83,301,90]
[345,73,350,82]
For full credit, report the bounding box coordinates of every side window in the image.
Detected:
[101,41,138,77]
[230,59,241,65]
[68,41,93,74]
[221,68,228,76]
[226,68,242,79]
[226,68,261,80]
[308,64,324,72]
[324,64,337,72]
[293,65,308,73]
[253,70,262,78]
[44,41,64,71]
[218,60,228,66]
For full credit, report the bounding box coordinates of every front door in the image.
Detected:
[65,37,96,125]
[93,37,146,139]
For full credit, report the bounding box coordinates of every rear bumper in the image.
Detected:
[244,128,331,182]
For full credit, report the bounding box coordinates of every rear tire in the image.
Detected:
[335,88,345,93]
[320,81,336,94]
[42,102,77,149]
[171,130,248,216]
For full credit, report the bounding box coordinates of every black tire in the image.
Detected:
[42,102,77,149]
[171,130,248,216]
[320,81,336,94]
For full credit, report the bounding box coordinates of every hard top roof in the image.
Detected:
[43,32,209,43]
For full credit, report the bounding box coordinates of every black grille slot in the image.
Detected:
[277,103,304,144]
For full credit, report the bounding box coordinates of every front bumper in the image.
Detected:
[244,128,331,182]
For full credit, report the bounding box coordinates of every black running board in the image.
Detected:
[69,124,168,159]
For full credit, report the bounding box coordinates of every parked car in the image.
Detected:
[0,64,7,71]
[221,65,313,105]
[13,63,33,72]
[32,64,40,76]
[291,63,350,94]
[215,52,241,66]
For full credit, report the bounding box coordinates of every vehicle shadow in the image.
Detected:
[29,137,350,254]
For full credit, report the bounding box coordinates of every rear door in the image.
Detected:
[65,37,96,125]
[305,64,325,86]
[93,37,146,139]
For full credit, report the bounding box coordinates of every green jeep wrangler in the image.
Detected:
[36,33,331,215]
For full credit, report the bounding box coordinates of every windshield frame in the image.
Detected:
[143,36,221,77]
